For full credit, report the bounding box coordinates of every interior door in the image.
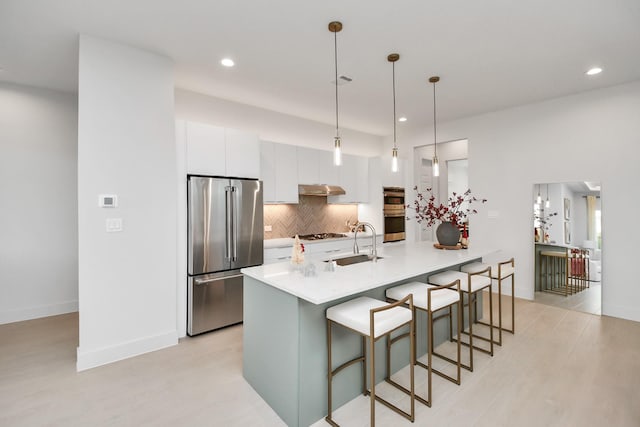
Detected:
[230,179,264,269]
[188,176,230,275]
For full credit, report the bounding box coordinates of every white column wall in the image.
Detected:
[0,83,78,324]
[77,36,177,370]
[400,80,640,322]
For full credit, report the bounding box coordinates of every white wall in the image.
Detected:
[0,83,78,324]
[401,80,640,322]
[77,36,178,370]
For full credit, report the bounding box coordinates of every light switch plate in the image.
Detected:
[264,225,273,232]
[106,218,123,232]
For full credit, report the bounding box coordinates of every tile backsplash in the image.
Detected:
[264,196,358,239]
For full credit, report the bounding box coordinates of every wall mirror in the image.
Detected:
[533,181,601,315]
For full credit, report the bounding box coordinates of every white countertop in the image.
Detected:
[243,241,497,305]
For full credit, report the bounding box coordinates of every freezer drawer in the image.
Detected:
[188,271,243,336]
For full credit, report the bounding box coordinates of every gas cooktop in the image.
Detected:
[295,233,348,241]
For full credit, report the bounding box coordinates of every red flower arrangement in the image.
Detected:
[408,186,487,227]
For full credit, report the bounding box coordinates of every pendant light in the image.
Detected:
[329,21,343,166]
[536,184,542,204]
[545,183,551,208]
[388,53,400,173]
[429,76,440,176]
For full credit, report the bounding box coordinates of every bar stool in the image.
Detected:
[540,250,567,295]
[428,267,493,372]
[568,248,588,293]
[461,258,515,346]
[326,295,415,427]
[385,279,462,407]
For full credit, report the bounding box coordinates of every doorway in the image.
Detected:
[412,139,468,242]
[533,181,602,315]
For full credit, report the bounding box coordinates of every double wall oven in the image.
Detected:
[383,187,406,242]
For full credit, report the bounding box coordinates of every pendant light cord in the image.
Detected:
[392,61,397,147]
[433,81,437,156]
[334,30,339,135]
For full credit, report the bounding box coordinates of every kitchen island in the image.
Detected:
[241,241,496,427]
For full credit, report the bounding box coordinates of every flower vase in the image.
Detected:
[436,222,461,246]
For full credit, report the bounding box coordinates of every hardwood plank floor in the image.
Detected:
[1,295,639,426]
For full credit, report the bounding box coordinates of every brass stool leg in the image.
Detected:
[326,319,333,425]
[369,333,375,427]
[497,278,503,345]
[468,291,474,371]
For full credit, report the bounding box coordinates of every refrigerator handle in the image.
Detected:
[232,186,238,261]
[225,186,233,261]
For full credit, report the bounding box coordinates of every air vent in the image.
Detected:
[330,75,353,86]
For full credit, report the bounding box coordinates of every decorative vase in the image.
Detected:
[436,221,461,246]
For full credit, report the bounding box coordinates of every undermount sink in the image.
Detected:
[326,254,383,266]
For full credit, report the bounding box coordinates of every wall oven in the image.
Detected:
[383,187,406,242]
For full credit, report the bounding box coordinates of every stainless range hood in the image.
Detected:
[298,184,346,196]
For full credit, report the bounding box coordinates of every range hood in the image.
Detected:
[298,184,346,196]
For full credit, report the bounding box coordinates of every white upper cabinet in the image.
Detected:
[185,121,260,178]
[328,154,370,204]
[319,150,340,185]
[296,147,320,184]
[225,128,260,178]
[380,156,406,188]
[297,146,340,185]
[186,121,226,175]
[261,141,298,204]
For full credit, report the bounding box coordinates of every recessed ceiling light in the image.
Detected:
[398,117,407,122]
[221,58,235,67]
[586,67,602,76]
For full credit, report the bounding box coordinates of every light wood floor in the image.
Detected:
[535,282,602,315]
[2,295,639,426]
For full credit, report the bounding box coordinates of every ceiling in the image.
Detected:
[1,0,639,136]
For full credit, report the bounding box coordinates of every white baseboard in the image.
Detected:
[602,303,640,323]
[0,300,78,325]
[76,330,178,372]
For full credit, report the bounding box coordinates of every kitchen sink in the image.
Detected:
[326,254,383,266]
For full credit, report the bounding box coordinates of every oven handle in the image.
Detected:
[384,213,406,218]
[384,191,405,197]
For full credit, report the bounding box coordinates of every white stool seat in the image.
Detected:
[461,262,514,279]
[386,281,460,312]
[326,296,412,339]
[428,271,491,293]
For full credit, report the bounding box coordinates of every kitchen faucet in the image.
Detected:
[353,222,378,261]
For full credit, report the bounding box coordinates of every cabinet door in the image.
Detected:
[381,156,406,188]
[274,143,299,203]
[186,122,226,175]
[297,147,320,184]
[354,155,370,203]
[225,128,260,179]
[319,150,340,185]
[260,141,276,202]
[328,154,369,203]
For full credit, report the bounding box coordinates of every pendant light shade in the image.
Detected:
[537,184,542,204]
[329,21,343,166]
[545,183,550,208]
[388,53,400,173]
[429,76,440,177]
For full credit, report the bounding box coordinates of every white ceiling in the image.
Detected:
[1,0,639,136]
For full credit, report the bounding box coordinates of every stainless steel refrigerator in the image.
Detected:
[187,175,263,336]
